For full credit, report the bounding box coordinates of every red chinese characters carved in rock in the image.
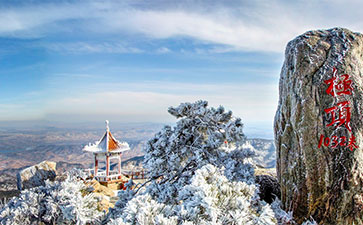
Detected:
[318,68,359,151]
[324,68,353,97]
[347,135,358,151]
[324,100,352,132]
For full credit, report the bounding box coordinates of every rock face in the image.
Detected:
[274,28,363,224]
[17,161,57,190]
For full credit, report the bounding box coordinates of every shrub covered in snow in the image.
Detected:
[270,199,294,224]
[0,169,104,225]
[107,101,291,224]
[301,219,318,225]
[0,198,6,210]
[109,164,278,225]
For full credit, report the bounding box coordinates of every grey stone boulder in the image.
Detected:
[274,28,363,224]
[17,161,57,190]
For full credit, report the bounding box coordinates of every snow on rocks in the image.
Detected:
[17,161,57,190]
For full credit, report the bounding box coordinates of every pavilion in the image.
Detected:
[83,120,130,185]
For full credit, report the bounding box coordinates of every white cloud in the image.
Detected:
[2,1,363,52]
[43,82,278,123]
[43,42,143,54]
[0,3,87,36]
[155,47,171,54]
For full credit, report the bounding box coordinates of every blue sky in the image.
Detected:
[0,0,362,137]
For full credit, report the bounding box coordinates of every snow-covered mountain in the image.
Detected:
[248,138,276,168]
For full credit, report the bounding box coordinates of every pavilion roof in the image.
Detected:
[83,120,130,154]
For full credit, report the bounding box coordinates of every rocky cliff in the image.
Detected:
[274,28,363,224]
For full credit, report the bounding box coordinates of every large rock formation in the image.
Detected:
[17,161,57,190]
[274,28,363,224]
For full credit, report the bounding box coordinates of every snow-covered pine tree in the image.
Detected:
[143,100,256,204]
[108,100,290,224]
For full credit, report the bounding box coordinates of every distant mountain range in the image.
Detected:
[0,124,275,170]
[248,138,276,168]
[0,124,275,200]
[121,139,276,169]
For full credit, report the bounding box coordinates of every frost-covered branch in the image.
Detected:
[0,170,104,225]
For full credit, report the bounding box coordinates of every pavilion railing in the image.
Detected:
[122,169,146,180]
[84,168,146,181]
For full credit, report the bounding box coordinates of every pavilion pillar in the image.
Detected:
[106,154,110,177]
[94,154,98,176]
[118,153,122,177]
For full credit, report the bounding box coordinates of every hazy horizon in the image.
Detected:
[0,119,274,139]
